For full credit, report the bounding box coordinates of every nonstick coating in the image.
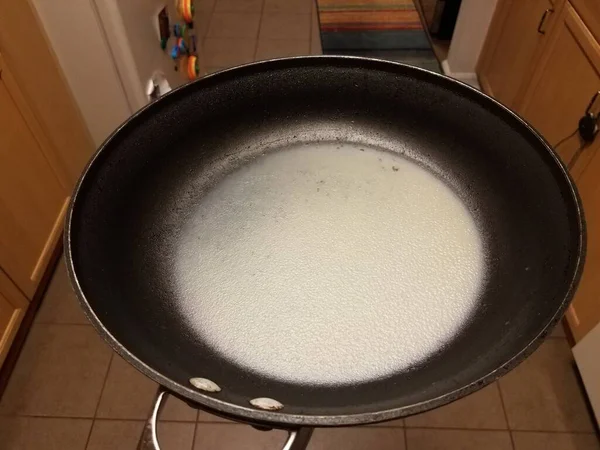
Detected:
[66,57,584,427]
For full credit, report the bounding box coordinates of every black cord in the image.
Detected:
[568,142,588,170]
[552,128,589,170]
[553,129,579,150]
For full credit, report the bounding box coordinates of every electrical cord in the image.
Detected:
[553,129,579,150]
[553,128,588,170]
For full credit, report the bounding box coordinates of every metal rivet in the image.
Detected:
[249,397,284,411]
[189,377,221,392]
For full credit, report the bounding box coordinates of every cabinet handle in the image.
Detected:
[537,8,554,35]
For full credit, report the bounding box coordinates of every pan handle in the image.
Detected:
[137,388,314,450]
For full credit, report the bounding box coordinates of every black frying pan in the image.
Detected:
[65,57,584,448]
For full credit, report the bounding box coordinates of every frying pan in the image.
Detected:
[65,57,585,449]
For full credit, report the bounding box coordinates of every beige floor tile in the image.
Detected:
[215,0,263,12]
[255,38,309,60]
[193,423,287,449]
[203,38,257,67]
[0,324,112,417]
[95,359,197,421]
[264,0,312,14]
[89,420,195,450]
[405,428,512,450]
[207,12,261,38]
[197,408,234,422]
[309,428,405,449]
[512,431,600,450]
[161,394,198,422]
[158,422,196,450]
[260,13,311,40]
[96,354,156,419]
[35,258,89,324]
[87,420,143,450]
[0,417,91,450]
[499,339,595,432]
[550,321,566,338]
[405,383,507,430]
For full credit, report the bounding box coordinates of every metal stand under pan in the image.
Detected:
[137,387,314,450]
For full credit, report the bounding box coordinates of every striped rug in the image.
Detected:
[316,0,440,72]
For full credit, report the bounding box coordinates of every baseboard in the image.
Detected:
[441,59,480,90]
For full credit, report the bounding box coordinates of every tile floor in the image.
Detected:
[1,261,599,450]
[197,0,322,75]
[1,0,599,448]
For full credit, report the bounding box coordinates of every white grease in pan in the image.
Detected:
[174,143,485,385]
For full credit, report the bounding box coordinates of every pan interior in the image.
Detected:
[174,142,485,385]
[68,58,582,423]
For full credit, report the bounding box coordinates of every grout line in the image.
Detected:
[93,352,115,419]
[403,426,409,449]
[400,425,598,435]
[191,416,200,449]
[253,0,267,61]
[84,419,95,450]
[497,381,517,450]
[495,381,517,450]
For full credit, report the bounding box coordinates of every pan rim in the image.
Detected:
[64,55,585,427]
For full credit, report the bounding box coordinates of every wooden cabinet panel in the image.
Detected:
[569,139,600,342]
[0,269,28,368]
[478,0,556,108]
[518,4,600,166]
[0,58,69,298]
[570,0,600,43]
[0,0,93,188]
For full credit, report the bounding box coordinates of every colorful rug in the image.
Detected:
[316,0,441,72]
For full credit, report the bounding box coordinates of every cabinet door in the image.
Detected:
[0,268,28,368]
[518,4,600,166]
[0,56,69,298]
[478,0,556,108]
[569,138,600,342]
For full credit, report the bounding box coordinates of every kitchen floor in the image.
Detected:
[0,0,599,448]
[197,0,323,75]
[1,262,598,450]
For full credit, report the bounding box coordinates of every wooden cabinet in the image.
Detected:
[571,0,600,42]
[479,0,600,342]
[0,0,94,371]
[478,0,557,109]
[0,55,70,299]
[570,140,600,341]
[519,4,600,166]
[0,269,28,368]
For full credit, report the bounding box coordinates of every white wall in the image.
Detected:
[31,0,189,146]
[31,0,133,147]
[444,0,499,81]
[93,0,187,112]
